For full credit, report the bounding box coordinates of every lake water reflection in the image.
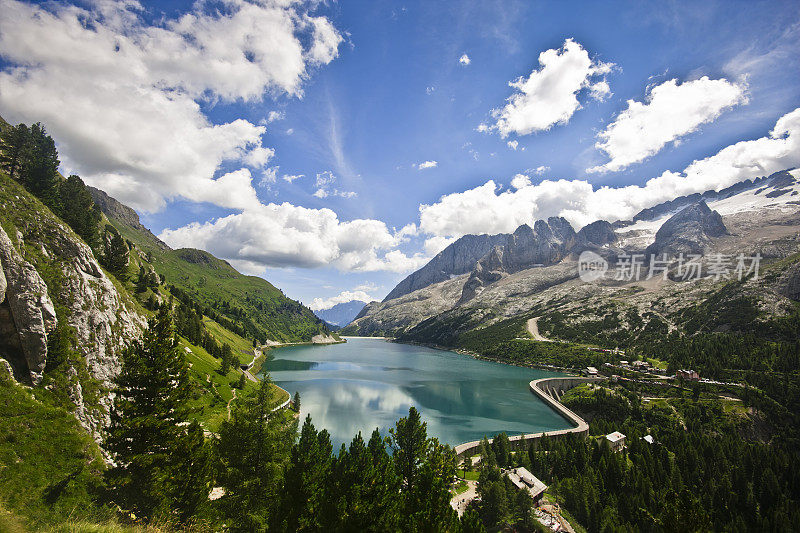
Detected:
[260,337,571,449]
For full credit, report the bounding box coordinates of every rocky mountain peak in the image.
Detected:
[576,220,617,247]
[383,232,509,301]
[645,200,727,257]
[88,186,170,250]
[458,218,577,304]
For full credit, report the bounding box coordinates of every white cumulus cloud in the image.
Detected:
[309,291,374,311]
[459,53,471,66]
[0,0,342,212]
[588,77,748,173]
[487,39,614,138]
[415,160,438,170]
[159,203,428,273]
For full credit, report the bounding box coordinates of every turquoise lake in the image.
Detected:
[260,337,571,449]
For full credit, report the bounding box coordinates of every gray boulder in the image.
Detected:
[0,226,57,384]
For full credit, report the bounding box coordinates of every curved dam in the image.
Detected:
[454,376,602,459]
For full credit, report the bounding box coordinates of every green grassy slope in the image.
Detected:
[178,323,288,433]
[0,372,111,530]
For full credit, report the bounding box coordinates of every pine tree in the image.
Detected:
[390,406,428,494]
[25,123,60,204]
[136,265,149,293]
[390,407,459,531]
[57,174,101,247]
[103,307,210,522]
[103,225,129,277]
[0,123,30,180]
[293,391,301,412]
[281,416,333,531]
[219,344,232,375]
[216,376,295,531]
[323,431,401,531]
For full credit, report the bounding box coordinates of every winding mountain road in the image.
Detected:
[526,317,552,342]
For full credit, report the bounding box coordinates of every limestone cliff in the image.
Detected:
[458,218,577,304]
[383,232,509,301]
[0,226,57,385]
[0,173,145,435]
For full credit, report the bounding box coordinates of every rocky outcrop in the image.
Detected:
[576,220,617,248]
[45,222,145,386]
[645,201,727,257]
[88,185,169,250]
[384,232,509,301]
[458,218,576,304]
[776,262,800,301]
[1,177,146,436]
[0,226,57,384]
[503,218,576,270]
[458,246,506,304]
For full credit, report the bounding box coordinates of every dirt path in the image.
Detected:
[527,317,552,342]
[450,480,478,517]
[226,389,236,421]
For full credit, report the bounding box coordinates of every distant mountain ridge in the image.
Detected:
[386,170,796,304]
[344,169,800,339]
[313,300,367,327]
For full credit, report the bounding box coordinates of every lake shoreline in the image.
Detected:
[387,337,580,376]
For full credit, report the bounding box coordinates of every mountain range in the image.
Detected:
[343,169,800,347]
[313,300,367,328]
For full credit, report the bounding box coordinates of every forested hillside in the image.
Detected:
[89,186,330,344]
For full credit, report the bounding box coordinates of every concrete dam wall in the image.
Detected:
[454,375,603,460]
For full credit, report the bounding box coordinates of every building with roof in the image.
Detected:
[505,467,548,503]
[676,369,700,381]
[605,431,626,452]
[585,366,598,376]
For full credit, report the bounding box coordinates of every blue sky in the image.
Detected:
[1,0,799,308]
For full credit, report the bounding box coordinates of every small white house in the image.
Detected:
[505,467,548,503]
[605,431,626,452]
